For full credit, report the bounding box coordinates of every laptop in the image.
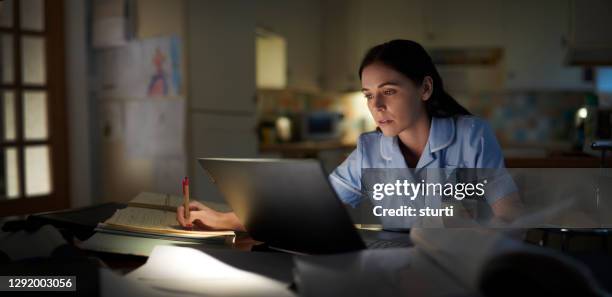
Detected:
[198,158,411,254]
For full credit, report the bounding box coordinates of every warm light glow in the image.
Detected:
[275,116,292,141]
[256,31,287,89]
[25,145,52,196]
[339,91,376,144]
[126,246,291,296]
[577,107,588,119]
[5,148,19,198]
[138,245,242,278]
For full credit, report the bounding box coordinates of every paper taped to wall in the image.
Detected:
[124,98,185,157]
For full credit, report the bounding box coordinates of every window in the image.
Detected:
[0,0,68,216]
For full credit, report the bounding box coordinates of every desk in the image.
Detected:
[4,204,612,296]
[1,203,299,297]
[16,203,290,277]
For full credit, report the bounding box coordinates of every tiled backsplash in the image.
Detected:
[456,91,586,146]
[257,89,590,148]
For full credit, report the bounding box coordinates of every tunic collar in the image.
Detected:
[379,117,455,168]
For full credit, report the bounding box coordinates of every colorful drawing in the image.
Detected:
[143,36,181,97]
[147,47,169,96]
[95,35,182,99]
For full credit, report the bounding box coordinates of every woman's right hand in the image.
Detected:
[176,201,245,231]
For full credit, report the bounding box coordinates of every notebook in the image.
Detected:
[96,192,235,242]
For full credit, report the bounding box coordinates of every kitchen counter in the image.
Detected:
[260,142,612,167]
[505,156,609,168]
[259,140,355,158]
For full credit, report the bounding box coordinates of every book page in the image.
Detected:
[128,192,183,210]
[106,207,177,228]
[103,207,234,238]
[127,192,233,212]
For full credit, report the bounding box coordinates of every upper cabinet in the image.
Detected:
[424,0,503,47]
[320,0,504,92]
[256,0,323,92]
[355,0,427,48]
[320,0,359,92]
[568,0,612,48]
[501,0,591,90]
[257,0,596,93]
[321,0,427,92]
[566,0,612,65]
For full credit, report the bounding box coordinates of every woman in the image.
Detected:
[177,39,522,231]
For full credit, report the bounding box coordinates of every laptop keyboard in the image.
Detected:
[365,239,411,249]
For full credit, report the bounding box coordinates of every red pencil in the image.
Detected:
[182,177,190,222]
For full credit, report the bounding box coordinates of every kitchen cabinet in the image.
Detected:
[320,0,504,92]
[355,0,427,51]
[321,0,426,92]
[256,0,323,92]
[257,0,596,93]
[424,0,503,47]
[568,0,612,49]
[320,0,594,92]
[501,0,592,90]
[566,0,612,65]
[321,0,359,92]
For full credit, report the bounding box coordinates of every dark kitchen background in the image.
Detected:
[1,0,612,216]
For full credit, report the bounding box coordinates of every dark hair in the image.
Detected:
[359,39,471,118]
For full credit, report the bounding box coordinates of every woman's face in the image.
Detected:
[361,63,430,137]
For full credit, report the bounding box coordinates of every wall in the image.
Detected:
[86,0,258,204]
[97,0,187,203]
[65,0,93,207]
[186,0,257,203]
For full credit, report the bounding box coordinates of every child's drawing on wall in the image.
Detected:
[147,47,169,96]
[142,35,182,97]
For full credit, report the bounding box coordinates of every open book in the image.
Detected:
[96,192,235,242]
